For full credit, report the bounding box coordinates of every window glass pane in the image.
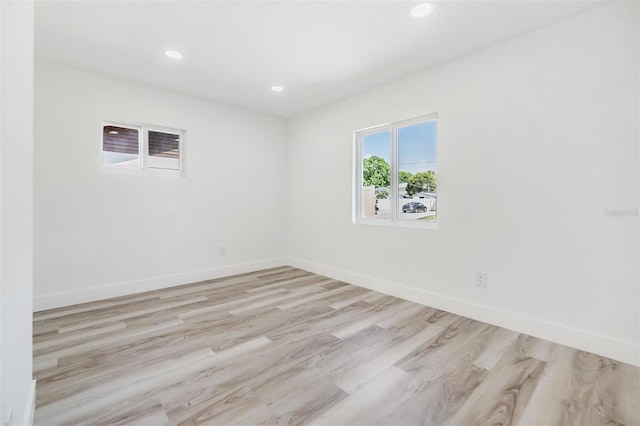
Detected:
[398,120,437,222]
[102,125,140,167]
[148,130,180,170]
[362,130,391,219]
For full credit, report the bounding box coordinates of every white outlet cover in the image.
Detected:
[475,272,488,288]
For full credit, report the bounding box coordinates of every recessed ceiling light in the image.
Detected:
[108,130,119,135]
[270,85,284,92]
[165,50,183,60]
[410,3,433,18]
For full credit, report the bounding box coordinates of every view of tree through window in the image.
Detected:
[361,130,391,219]
[398,120,437,221]
[356,115,437,225]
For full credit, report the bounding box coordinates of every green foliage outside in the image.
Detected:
[376,188,389,199]
[363,156,437,197]
[406,171,437,196]
[398,171,413,183]
[363,156,391,188]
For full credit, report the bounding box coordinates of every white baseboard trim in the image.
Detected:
[23,380,36,426]
[286,256,640,367]
[34,258,287,312]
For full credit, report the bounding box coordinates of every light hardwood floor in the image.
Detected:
[33,267,639,425]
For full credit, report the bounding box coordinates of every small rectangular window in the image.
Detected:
[102,120,185,175]
[354,114,437,228]
[148,130,180,170]
[102,125,140,168]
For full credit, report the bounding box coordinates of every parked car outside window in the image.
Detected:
[402,202,427,213]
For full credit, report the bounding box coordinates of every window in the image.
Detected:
[102,120,185,174]
[102,124,140,168]
[354,113,437,228]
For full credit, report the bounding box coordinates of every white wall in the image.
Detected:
[32,2,639,366]
[34,60,288,309]
[1,1,36,424]
[287,2,639,365]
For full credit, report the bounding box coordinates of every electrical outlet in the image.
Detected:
[218,246,226,256]
[475,272,488,288]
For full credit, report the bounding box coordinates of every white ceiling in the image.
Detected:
[35,1,605,118]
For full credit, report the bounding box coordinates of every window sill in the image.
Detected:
[353,218,438,230]
[101,165,185,177]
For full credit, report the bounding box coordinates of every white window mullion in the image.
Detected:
[141,127,148,169]
[391,126,399,223]
[355,133,363,221]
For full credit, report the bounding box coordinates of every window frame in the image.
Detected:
[101,119,186,176]
[353,113,438,229]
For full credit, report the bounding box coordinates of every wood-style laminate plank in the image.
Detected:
[33,267,640,426]
[56,296,206,334]
[309,366,414,426]
[335,324,445,394]
[445,334,548,426]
